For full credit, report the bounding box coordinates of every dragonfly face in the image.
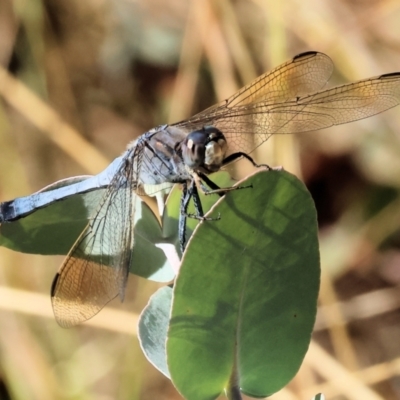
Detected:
[180,127,228,173]
[4,51,400,327]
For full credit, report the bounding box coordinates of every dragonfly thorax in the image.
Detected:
[181,127,227,173]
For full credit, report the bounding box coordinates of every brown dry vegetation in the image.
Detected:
[1,0,400,399]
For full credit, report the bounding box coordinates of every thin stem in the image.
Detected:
[225,358,242,400]
[225,384,242,400]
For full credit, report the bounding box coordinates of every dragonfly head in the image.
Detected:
[181,127,227,173]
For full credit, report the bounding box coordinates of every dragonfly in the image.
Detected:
[1,51,400,327]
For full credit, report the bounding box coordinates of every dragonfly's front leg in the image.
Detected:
[195,152,274,197]
[221,151,270,169]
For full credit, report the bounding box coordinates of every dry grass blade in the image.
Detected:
[305,341,385,400]
[0,66,109,174]
[168,1,203,123]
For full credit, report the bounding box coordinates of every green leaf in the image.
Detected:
[167,168,320,399]
[138,285,173,378]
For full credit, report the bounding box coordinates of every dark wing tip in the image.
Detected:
[50,272,60,297]
[379,72,400,80]
[293,51,320,61]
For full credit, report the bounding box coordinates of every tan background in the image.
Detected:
[1,0,400,399]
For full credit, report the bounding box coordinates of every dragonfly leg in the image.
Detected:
[179,182,190,252]
[195,152,276,197]
[222,151,271,169]
[196,172,253,196]
[179,180,208,252]
[186,183,220,222]
[179,179,221,252]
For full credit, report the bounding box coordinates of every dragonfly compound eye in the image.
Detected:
[182,127,227,173]
[181,131,207,169]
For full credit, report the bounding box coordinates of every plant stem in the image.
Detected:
[225,358,242,400]
[225,384,242,400]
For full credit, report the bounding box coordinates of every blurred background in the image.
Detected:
[1,0,400,399]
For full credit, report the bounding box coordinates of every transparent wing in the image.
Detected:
[173,51,400,155]
[51,146,141,327]
[202,51,333,108]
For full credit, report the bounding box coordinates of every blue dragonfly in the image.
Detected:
[1,51,400,327]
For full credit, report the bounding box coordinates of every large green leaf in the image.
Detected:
[167,168,320,399]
